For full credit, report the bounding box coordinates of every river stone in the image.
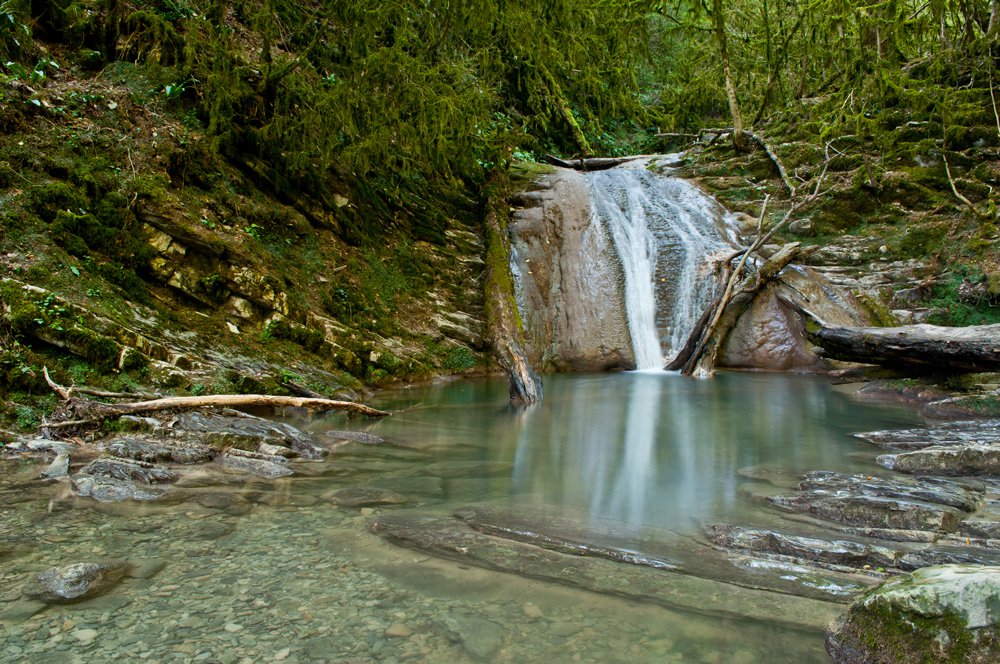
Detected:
[827,565,1000,663]
[877,443,1000,476]
[436,613,504,660]
[26,438,78,455]
[170,412,325,459]
[81,458,175,484]
[72,474,166,502]
[323,486,408,507]
[39,453,70,479]
[322,430,386,445]
[216,448,293,478]
[33,562,129,603]
[102,437,214,464]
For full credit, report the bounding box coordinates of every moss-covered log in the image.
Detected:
[482,174,542,405]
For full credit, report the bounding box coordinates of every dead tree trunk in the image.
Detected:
[804,323,1000,373]
[544,155,644,171]
[483,177,543,405]
[678,243,802,377]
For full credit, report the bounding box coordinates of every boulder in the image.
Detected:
[32,562,129,603]
[827,565,1000,663]
[170,412,325,460]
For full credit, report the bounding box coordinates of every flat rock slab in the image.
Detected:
[878,443,1000,476]
[768,472,980,533]
[369,512,843,631]
[706,524,899,572]
[854,420,1000,451]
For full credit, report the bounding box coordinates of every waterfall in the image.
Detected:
[587,158,734,369]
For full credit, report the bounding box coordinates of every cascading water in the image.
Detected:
[587,157,735,369]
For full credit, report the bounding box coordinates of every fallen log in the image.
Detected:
[42,367,389,430]
[544,154,644,171]
[804,323,1000,374]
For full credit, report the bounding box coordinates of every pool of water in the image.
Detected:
[0,372,924,663]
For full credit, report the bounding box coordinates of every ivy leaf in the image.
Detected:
[70,266,80,276]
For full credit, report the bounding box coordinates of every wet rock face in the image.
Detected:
[71,474,166,502]
[169,412,326,460]
[878,444,1000,476]
[509,168,634,372]
[81,458,175,484]
[32,562,129,603]
[102,437,215,464]
[827,565,1000,664]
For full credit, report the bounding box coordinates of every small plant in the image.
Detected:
[244,223,263,240]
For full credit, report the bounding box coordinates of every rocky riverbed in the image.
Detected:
[3,373,1000,662]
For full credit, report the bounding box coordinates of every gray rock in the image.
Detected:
[436,613,505,660]
[322,430,386,445]
[26,438,77,455]
[32,562,129,603]
[216,448,293,478]
[767,472,980,533]
[39,453,70,479]
[878,443,1000,476]
[323,486,408,507]
[71,474,166,502]
[705,524,898,571]
[854,420,1000,451]
[81,458,175,484]
[827,565,1000,663]
[102,437,214,464]
[171,412,325,460]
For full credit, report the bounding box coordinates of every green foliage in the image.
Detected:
[926,265,1000,326]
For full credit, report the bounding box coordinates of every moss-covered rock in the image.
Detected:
[827,565,1000,663]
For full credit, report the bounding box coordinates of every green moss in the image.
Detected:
[855,291,898,327]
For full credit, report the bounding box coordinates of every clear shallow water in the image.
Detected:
[0,373,923,663]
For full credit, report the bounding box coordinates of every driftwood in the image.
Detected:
[544,154,643,171]
[43,367,389,430]
[804,323,1000,374]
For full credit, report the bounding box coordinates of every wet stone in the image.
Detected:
[855,419,1000,451]
[102,437,214,464]
[39,454,70,479]
[32,562,129,603]
[767,472,980,533]
[877,443,1000,476]
[436,613,504,660]
[705,524,898,571]
[324,486,409,508]
[216,448,293,479]
[169,412,325,460]
[71,474,166,502]
[81,458,175,484]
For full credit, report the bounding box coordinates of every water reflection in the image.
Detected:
[351,372,923,535]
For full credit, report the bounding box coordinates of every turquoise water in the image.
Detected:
[0,372,923,663]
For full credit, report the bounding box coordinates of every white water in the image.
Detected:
[587,157,735,368]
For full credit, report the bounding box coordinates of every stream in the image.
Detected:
[0,372,923,663]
